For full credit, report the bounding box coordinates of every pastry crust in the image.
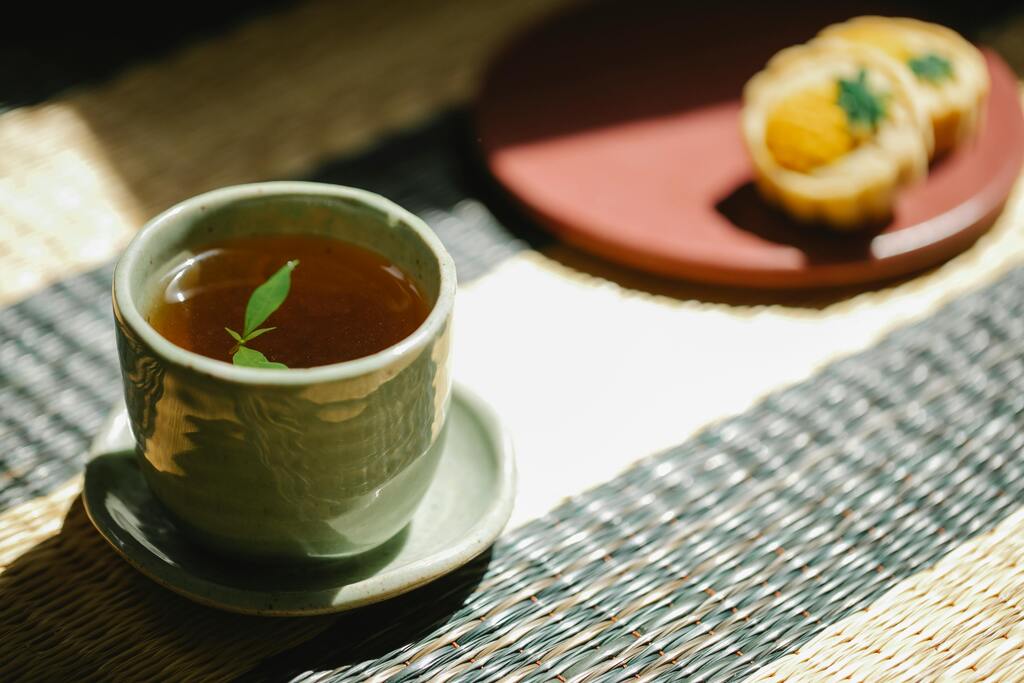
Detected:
[742,40,931,230]
[820,16,989,155]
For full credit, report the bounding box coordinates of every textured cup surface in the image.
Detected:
[112,182,456,561]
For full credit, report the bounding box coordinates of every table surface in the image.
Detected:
[3,1,1024,680]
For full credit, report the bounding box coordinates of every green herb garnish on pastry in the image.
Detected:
[820,16,989,156]
[743,39,931,230]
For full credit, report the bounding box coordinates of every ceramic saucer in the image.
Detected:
[82,385,515,616]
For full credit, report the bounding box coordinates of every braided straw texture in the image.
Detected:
[3,2,1024,680]
[752,507,1024,682]
[0,0,572,304]
[6,258,1024,680]
[0,482,334,681]
[268,266,1024,681]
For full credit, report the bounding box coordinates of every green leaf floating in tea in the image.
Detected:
[225,259,298,368]
[244,259,298,337]
[232,345,288,369]
[243,327,276,341]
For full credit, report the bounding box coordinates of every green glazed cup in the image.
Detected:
[112,182,456,562]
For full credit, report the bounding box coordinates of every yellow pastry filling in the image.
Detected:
[765,69,889,173]
[765,85,855,172]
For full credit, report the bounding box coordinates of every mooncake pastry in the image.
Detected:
[742,40,931,229]
[820,16,989,156]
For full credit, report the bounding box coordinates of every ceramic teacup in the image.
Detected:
[112,182,456,562]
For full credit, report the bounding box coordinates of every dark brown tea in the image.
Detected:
[148,235,431,368]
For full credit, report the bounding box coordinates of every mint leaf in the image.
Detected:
[242,327,276,342]
[243,260,298,337]
[232,345,287,369]
[837,69,887,132]
[908,53,953,84]
[223,260,297,366]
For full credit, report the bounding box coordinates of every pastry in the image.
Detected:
[820,16,989,155]
[742,39,931,229]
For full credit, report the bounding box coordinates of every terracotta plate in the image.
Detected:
[476,2,1024,288]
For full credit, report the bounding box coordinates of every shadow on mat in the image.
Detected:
[248,548,495,680]
[0,496,488,681]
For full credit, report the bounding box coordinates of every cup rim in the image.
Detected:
[113,181,456,386]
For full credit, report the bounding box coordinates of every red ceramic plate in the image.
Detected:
[476,2,1024,288]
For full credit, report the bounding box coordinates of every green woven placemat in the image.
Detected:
[248,265,1024,681]
[6,251,1024,680]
